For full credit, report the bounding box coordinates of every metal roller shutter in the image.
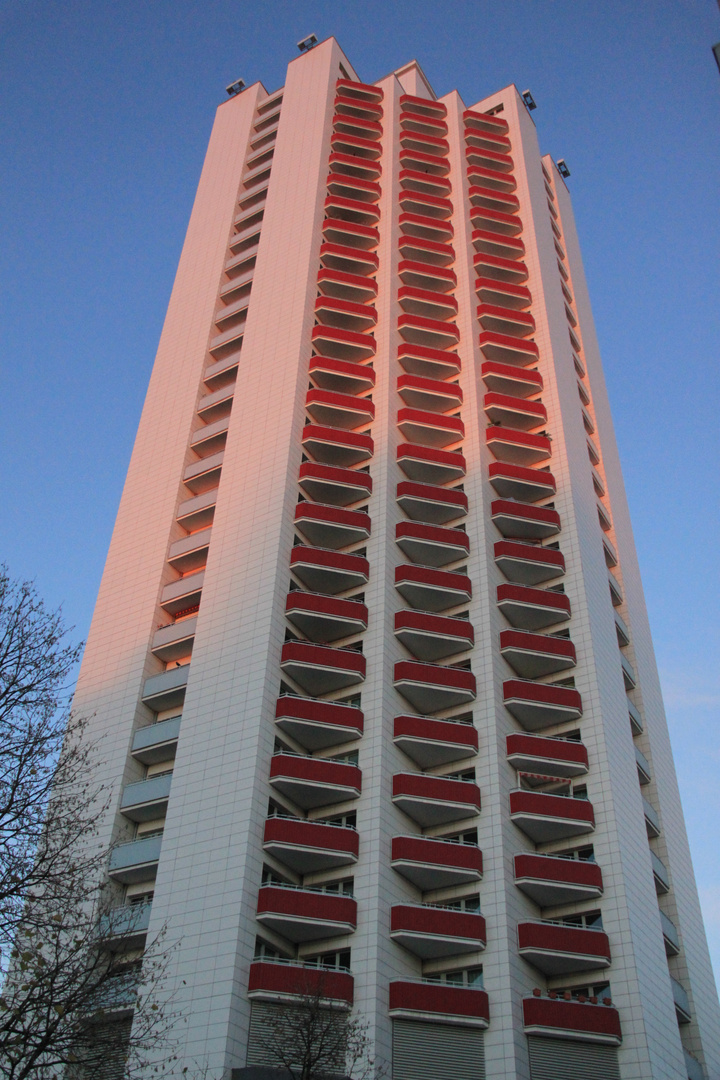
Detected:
[528,1035,620,1080]
[247,1000,346,1069]
[392,1019,485,1080]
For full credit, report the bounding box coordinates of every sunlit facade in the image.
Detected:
[72,38,720,1080]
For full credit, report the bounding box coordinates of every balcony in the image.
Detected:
[621,653,636,690]
[290,546,369,594]
[642,796,661,838]
[151,617,197,662]
[481,359,542,397]
[330,131,382,161]
[628,698,643,735]
[120,774,172,822]
[286,592,368,643]
[395,611,474,662]
[141,665,189,711]
[479,330,539,366]
[514,853,603,906]
[486,427,551,467]
[328,151,381,184]
[401,94,447,119]
[396,564,472,612]
[256,885,357,943]
[248,959,353,1008]
[190,417,229,457]
[484,393,545,431]
[314,295,378,333]
[98,903,152,951]
[399,258,456,293]
[311,325,376,363]
[321,216,379,250]
[500,629,576,678]
[504,679,582,729]
[518,920,610,975]
[398,342,461,380]
[294,503,370,549]
[182,452,223,495]
[391,904,486,959]
[471,204,521,238]
[297,462,372,507]
[476,276,531,311]
[326,173,381,204]
[176,488,217,531]
[398,315,459,352]
[131,716,181,764]
[397,375,462,416]
[399,167,452,199]
[398,149,451,179]
[395,660,476,713]
[396,521,469,567]
[671,977,691,1024]
[108,835,162,884]
[397,408,464,449]
[269,753,361,809]
[279,641,366,695]
[464,108,509,135]
[466,163,516,194]
[305,388,374,430]
[399,212,453,245]
[465,144,514,173]
[489,464,555,504]
[399,189,452,220]
[522,995,621,1046]
[392,835,483,890]
[389,980,489,1029]
[510,790,594,842]
[472,230,524,264]
[506,732,588,778]
[160,570,204,615]
[398,287,458,324]
[651,851,670,895]
[660,910,680,956]
[469,185,519,215]
[400,110,448,138]
[635,745,651,785]
[491,499,560,540]
[336,77,383,104]
[398,234,455,267]
[393,773,481,827]
[263,816,358,873]
[331,113,382,142]
[397,481,466,525]
[309,355,376,396]
[494,540,564,586]
[465,127,512,155]
[301,424,373,467]
[275,695,363,750]
[397,443,466,485]
[497,582,571,629]
[319,240,379,276]
[394,714,478,767]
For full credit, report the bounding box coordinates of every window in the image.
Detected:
[305,949,351,970]
[425,966,483,988]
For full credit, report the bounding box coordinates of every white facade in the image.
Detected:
[71,38,720,1080]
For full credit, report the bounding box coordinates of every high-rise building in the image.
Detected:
[71,37,720,1080]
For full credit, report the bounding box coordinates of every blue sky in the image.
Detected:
[2,0,719,981]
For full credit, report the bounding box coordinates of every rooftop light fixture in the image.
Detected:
[556,159,571,179]
[521,90,537,111]
[298,33,319,52]
[226,78,246,97]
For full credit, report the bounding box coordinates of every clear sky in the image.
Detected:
[2,0,719,982]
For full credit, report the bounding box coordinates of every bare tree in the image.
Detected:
[0,567,180,1079]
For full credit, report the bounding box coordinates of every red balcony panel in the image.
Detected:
[497,582,571,629]
[400,130,450,158]
[249,960,353,1006]
[316,268,379,306]
[398,258,457,293]
[481,359,542,397]
[319,241,379,276]
[399,167,452,198]
[398,233,455,267]
[397,443,466,485]
[389,980,489,1028]
[396,564,472,612]
[257,885,357,942]
[308,356,375,397]
[398,407,464,449]
[395,611,474,663]
[314,295,378,333]
[500,629,576,678]
[326,172,382,204]
[331,114,383,142]
[474,251,528,285]
[491,499,560,539]
[394,661,476,714]
[396,521,469,567]
[286,592,368,643]
[332,92,383,119]
[294,502,370,549]
[269,751,362,808]
[312,325,377,364]
[400,94,447,118]
[399,111,448,138]
[397,480,467,524]
[480,331,539,368]
[321,218,380,249]
[398,286,458,322]
[478,306,535,340]
[391,904,486,958]
[392,835,483,890]
[464,108,509,135]
[504,679,583,728]
[328,151,382,183]
[506,733,588,777]
[471,207,521,239]
[393,772,481,827]
[324,193,380,227]
[394,713,478,767]
[397,374,463,414]
[398,342,461,380]
[400,212,454,244]
[298,462,372,507]
[467,164,517,194]
[468,185,520,214]
[301,424,373,468]
[279,642,366,697]
[398,314,460,351]
[399,148,451,177]
[465,144,514,172]
[494,542,565,586]
[336,78,384,104]
[489,463,555,504]
[486,427,551,468]
[290,546,369,594]
[275,694,363,750]
[330,131,382,161]
[510,790,595,842]
[475,277,532,311]
[518,921,611,975]
[465,128,513,157]
[472,229,525,262]
[263,816,359,873]
[399,188,453,219]
[305,388,374,431]
[514,853,603,906]
[522,995,621,1046]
